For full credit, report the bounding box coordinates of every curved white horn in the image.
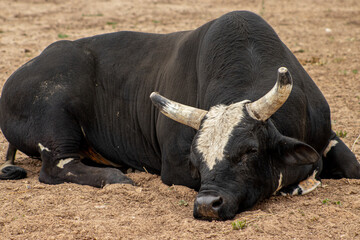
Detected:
[150,92,208,130]
[246,67,293,121]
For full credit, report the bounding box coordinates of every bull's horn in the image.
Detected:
[246,67,293,121]
[150,92,208,130]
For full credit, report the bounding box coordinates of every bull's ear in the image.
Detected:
[279,137,320,166]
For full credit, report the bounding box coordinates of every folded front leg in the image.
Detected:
[38,145,134,188]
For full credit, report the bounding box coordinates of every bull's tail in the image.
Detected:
[0,165,27,180]
[0,144,27,180]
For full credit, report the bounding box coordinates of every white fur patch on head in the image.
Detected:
[196,100,249,170]
[57,158,74,169]
[323,140,338,157]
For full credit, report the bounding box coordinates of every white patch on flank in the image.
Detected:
[81,126,86,137]
[323,140,338,157]
[273,172,283,195]
[66,172,77,177]
[57,158,74,169]
[38,143,51,152]
[196,100,249,170]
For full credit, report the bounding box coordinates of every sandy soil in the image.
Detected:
[0,0,359,239]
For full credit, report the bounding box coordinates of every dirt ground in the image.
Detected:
[0,0,359,239]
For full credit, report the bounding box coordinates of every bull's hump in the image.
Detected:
[195,100,248,170]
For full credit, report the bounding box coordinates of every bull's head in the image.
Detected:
[150,67,319,220]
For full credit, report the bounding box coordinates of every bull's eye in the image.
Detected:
[230,147,257,165]
[246,148,257,155]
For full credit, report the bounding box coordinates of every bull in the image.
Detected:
[0,11,359,220]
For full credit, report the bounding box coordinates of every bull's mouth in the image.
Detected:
[193,190,238,221]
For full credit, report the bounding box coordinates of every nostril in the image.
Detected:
[194,194,224,220]
[211,196,223,209]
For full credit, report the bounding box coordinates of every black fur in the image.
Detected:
[0,166,27,180]
[0,11,358,220]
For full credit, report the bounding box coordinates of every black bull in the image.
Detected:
[0,11,359,220]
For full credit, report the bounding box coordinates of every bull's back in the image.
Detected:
[73,29,210,170]
[196,11,331,150]
[0,26,208,171]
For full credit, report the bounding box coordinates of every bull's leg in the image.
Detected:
[33,110,134,187]
[0,144,27,180]
[278,170,321,196]
[321,131,360,179]
[38,144,134,187]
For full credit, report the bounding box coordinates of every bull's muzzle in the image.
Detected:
[193,193,224,220]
